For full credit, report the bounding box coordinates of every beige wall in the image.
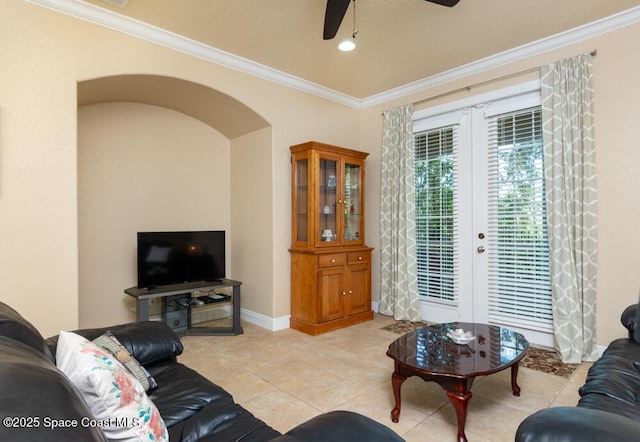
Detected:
[0,2,79,335]
[1,0,638,347]
[361,23,640,346]
[230,128,277,319]
[0,0,358,337]
[78,102,231,327]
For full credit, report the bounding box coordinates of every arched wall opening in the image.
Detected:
[77,75,274,328]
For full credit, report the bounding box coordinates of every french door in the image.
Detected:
[413,81,554,347]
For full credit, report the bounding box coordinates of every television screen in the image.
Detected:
[137,231,225,289]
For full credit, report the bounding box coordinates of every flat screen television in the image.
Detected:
[137,230,225,289]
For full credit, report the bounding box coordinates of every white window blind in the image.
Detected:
[486,107,553,332]
[414,126,459,303]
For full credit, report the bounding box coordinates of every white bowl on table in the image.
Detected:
[447,328,476,345]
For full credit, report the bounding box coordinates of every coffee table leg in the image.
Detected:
[511,362,521,396]
[390,372,406,423]
[446,391,472,442]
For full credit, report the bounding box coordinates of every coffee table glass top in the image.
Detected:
[387,322,528,377]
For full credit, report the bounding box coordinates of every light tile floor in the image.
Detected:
[178,314,591,441]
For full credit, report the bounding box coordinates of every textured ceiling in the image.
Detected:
[84,0,639,99]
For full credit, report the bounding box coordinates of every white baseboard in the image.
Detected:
[242,302,380,332]
[241,308,290,331]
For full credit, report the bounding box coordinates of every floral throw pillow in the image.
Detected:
[93,331,157,392]
[56,331,168,442]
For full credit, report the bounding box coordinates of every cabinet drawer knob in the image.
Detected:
[349,290,353,294]
[358,256,362,260]
[331,259,336,263]
[342,291,346,296]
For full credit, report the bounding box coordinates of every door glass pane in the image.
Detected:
[487,107,552,332]
[319,158,337,243]
[414,127,457,302]
[344,162,361,242]
[295,158,308,242]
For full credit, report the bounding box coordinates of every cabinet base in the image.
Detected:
[290,310,374,336]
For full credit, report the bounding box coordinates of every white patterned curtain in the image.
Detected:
[379,104,421,321]
[541,54,598,363]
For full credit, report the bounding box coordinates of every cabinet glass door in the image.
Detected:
[343,161,362,243]
[319,157,338,245]
[294,158,308,243]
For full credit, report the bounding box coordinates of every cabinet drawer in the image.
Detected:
[318,253,346,268]
[347,251,370,264]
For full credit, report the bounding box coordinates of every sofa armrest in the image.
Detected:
[621,303,637,338]
[271,411,404,442]
[0,337,108,442]
[47,321,183,365]
[516,407,640,442]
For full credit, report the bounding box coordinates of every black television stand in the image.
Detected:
[124,279,243,336]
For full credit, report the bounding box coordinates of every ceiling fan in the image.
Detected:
[323,0,461,40]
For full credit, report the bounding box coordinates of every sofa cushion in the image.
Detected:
[0,336,107,442]
[56,331,169,442]
[516,406,640,442]
[0,301,54,362]
[145,360,233,427]
[166,395,281,442]
[274,410,404,442]
[145,360,281,441]
[578,338,640,421]
[578,393,640,421]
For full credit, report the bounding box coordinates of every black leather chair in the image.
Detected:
[515,303,640,442]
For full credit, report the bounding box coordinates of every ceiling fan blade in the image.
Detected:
[425,0,460,6]
[323,0,351,40]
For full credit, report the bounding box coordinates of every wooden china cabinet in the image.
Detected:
[289,141,373,335]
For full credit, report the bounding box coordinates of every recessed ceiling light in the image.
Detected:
[339,39,356,52]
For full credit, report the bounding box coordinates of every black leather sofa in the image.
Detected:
[516,303,640,442]
[0,301,404,441]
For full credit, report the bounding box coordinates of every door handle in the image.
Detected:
[477,246,485,253]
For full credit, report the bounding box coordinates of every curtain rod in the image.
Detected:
[408,49,598,108]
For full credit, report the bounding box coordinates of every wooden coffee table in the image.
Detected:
[386,322,528,442]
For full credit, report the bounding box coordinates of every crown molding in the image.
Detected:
[24,0,361,108]
[25,1,640,110]
[361,5,640,108]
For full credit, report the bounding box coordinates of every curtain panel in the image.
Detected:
[379,104,421,321]
[541,54,598,363]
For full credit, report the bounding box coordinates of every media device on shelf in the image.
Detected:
[136,230,225,289]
